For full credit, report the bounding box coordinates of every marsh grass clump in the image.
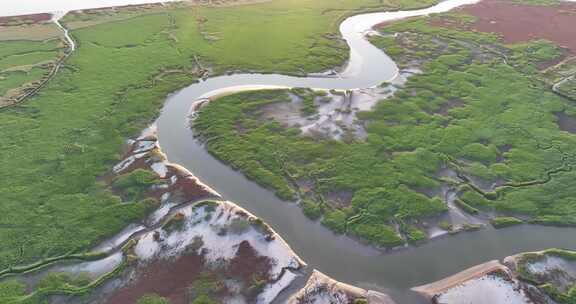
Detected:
[348,221,404,248]
[405,225,427,243]
[516,249,576,302]
[462,223,483,231]
[248,217,274,239]
[321,210,348,234]
[195,201,219,213]
[454,198,480,215]
[113,169,161,201]
[246,274,267,298]
[301,199,323,220]
[164,212,187,232]
[229,218,251,234]
[188,272,223,304]
[141,197,161,213]
[0,280,26,302]
[137,294,171,304]
[491,217,523,228]
[353,298,369,304]
[547,249,576,261]
[459,185,494,210]
[37,272,92,290]
[291,88,318,116]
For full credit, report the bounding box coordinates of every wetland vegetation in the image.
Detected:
[193,10,576,247]
[0,0,455,302]
[0,37,65,107]
[2,0,576,303]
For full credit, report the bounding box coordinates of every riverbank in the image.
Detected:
[289,270,397,304]
[412,248,576,304]
[412,260,510,298]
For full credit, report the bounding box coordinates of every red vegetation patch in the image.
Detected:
[105,253,204,304]
[459,0,576,53]
[0,13,52,26]
[227,240,273,283]
[168,165,216,202]
[105,240,274,304]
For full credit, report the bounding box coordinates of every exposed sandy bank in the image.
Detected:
[412,260,509,298]
[288,270,396,304]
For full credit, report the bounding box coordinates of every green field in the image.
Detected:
[0,39,64,105]
[0,0,441,287]
[193,12,576,247]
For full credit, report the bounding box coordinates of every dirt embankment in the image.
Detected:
[459,0,576,54]
[289,270,397,304]
[412,260,510,298]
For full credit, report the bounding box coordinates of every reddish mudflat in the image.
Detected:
[105,253,205,304]
[461,0,576,53]
[0,13,52,25]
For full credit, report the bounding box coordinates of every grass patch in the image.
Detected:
[491,216,523,228]
[112,168,161,201]
[137,294,171,304]
[454,198,480,215]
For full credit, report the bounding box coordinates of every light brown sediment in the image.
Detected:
[289,270,397,304]
[0,23,61,40]
[412,260,510,298]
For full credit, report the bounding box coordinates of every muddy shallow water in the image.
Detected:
[151,1,576,303]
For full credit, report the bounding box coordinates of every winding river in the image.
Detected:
[152,0,576,303]
[3,0,576,303]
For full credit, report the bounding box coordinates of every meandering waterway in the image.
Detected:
[3,0,576,303]
[152,1,576,303]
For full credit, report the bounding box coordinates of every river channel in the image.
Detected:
[3,0,576,303]
[153,1,576,303]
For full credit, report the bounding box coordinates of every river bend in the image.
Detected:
[154,1,576,303]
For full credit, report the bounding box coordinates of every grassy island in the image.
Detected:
[193,7,576,247]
